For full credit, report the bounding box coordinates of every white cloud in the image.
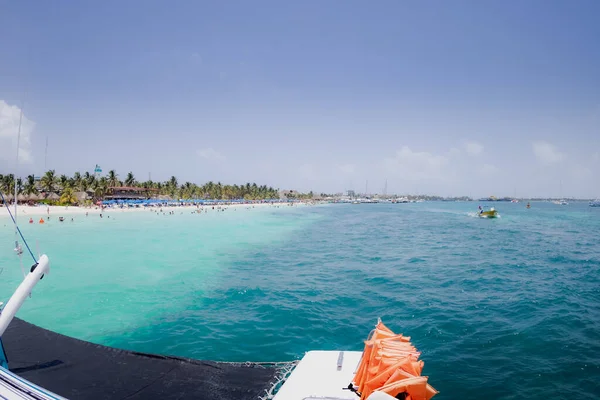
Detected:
[383,146,448,181]
[532,141,565,164]
[465,141,484,156]
[0,100,34,163]
[338,164,355,174]
[197,147,225,161]
[380,144,507,196]
[480,163,499,174]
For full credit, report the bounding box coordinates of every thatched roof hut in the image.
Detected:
[27,193,40,201]
[74,191,89,202]
[47,193,60,200]
[17,194,27,202]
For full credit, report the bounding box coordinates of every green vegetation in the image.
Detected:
[0,170,281,204]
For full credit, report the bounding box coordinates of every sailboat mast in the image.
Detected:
[14,104,24,249]
[560,180,563,199]
[44,136,49,170]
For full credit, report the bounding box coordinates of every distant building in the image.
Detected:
[347,190,356,198]
[105,187,159,200]
[279,189,297,199]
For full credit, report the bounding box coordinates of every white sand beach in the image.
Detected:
[0,201,308,220]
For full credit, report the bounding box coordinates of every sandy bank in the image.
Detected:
[0,201,307,219]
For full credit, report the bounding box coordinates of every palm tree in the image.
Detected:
[1,174,14,194]
[5,168,285,203]
[15,178,23,195]
[165,176,177,198]
[203,181,213,198]
[76,178,89,192]
[59,187,77,205]
[72,172,82,189]
[40,170,56,193]
[24,175,37,195]
[124,172,136,187]
[92,177,109,200]
[107,170,119,187]
[59,174,69,190]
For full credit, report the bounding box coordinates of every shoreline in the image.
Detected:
[0,201,310,220]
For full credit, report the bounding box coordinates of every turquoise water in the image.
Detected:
[1,202,600,399]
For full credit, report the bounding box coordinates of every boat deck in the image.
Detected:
[274,350,362,400]
[0,366,66,400]
[2,318,280,400]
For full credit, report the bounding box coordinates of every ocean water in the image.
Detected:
[1,202,599,399]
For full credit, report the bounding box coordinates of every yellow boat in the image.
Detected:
[479,208,498,218]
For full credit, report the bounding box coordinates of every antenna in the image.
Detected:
[44,136,49,170]
[15,105,23,219]
[14,102,25,274]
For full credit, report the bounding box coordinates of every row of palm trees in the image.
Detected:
[0,170,283,204]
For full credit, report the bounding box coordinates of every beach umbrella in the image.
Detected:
[47,193,60,200]
[27,193,40,201]
[17,194,27,202]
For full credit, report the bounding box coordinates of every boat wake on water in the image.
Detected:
[467,212,501,219]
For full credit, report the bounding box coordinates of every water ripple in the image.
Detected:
[1,202,600,398]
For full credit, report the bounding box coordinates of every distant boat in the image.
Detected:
[555,181,568,205]
[479,196,511,202]
[590,200,600,207]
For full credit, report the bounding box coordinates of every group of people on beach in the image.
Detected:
[9,201,302,226]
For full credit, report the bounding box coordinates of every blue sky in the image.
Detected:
[1,1,599,197]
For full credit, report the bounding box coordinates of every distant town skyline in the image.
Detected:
[1,1,599,198]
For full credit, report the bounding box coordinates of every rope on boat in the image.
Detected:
[259,360,299,400]
[217,360,297,367]
[0,191,37,264]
